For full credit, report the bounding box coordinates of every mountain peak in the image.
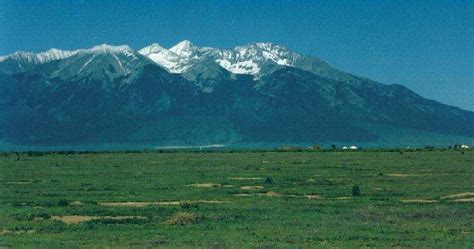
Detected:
[36,48,77,63]
[5,49,77,64]
[254,42,276,48]
[169,40,197,58]
[140,43,167,53]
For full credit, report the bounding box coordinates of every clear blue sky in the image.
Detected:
[1,0,473,111]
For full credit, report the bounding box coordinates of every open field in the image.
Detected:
[0,150,473,248]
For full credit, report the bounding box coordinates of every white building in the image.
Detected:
[461,144,470,149]
[349,146,358,150]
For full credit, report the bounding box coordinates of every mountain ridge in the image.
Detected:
[0,41,472,148]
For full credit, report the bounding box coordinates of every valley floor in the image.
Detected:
[0,151,473,248]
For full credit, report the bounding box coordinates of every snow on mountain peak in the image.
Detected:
[4,48,77,64]
[9,51,37,63]
[88,44,132,53]
[1,41,305,77]
[213,42,299,75]
[36,48,78,63]
[139,43,192,73]
[139,43,167,54]
[138,41,301,76]
[169,40,197,58]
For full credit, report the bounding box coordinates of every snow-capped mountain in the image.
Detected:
[4,48,77,65]
[0,44,149,77]
[68,44,146,77]
[213,43,299,75]
[139,43,192,73]
[0,41,473,147]
[2,44,135,66]
[2,40,352,82]
[137,40,354,85]
[139,41,297,76]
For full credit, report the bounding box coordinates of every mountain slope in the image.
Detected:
[0,42,472,147]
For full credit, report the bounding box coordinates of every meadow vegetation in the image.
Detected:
[0,149,473,247]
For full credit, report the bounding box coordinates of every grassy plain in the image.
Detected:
[0,150,473,248]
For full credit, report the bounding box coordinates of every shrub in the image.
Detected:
[264,177,273,184]
[352,185,361,197]
[180,202,198,209]
[36,213,51,219]
[58,199,69,206]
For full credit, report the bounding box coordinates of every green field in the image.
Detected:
[1,150,473,248]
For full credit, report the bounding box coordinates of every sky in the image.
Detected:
[0,0,473,111]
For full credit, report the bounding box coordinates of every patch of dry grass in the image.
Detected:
[400,199,439,203]
[5,181,30,185]
[1,229,35,235]
[440,192,474,200]
[69,201,83,206]
[228,177,263,180]
[233,191,320,199]
[51,215,146,224]
[99,200,230,207]
[386,173,413,177]
[240,185,264,190]
[165,212,203,225]
[453,197,474,202]
[334,196,352,200]
[187,183,222,188]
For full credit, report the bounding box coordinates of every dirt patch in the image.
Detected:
[240,185,264,190]
[386,173,413,177]
[70,201,83,206]
[335,196,352,200]
[51,215,146,224]
[440,192,474,200]
[197,200,230,204]
[1,229,35,235]
[260,191,281,197]
[100,201,157,207]
[228,177,263,180]
[187,183,233,188]
[5,181,30,185]
[234,193,254,197]
[51,215,97,224]
[187,183,222,188]
[165,212,202,225]
[304,195,320,199]
[401,199,439,203]
[453,197,474,202]
[234,191,319,199]
[99,200,230,207]
[234,192,278,197]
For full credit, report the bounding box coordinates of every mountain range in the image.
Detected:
[0,41,472,148]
